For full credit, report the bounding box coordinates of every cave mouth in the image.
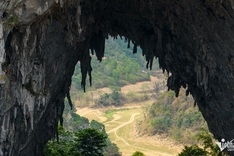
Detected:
[77,1,234,146]
[1,1,234,155]
[66,37,207,155]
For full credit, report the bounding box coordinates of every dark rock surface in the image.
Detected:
[0,0,234,155]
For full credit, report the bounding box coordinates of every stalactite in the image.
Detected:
[58,100,64,126]
[88,63,92,87]
[80,51,92,92]
[175,87,180,97]
[90,48,94,55]
[66,91,73,110]
[193,97,197,107]
[127,39,130,48]
[142,34,156,70]
[90,32,105,62]
[146,61,149,69]
[167,74,184,97]
[186,89,190,96]
[149,58,153,70]
[124,37,128,43]
[133,44,137,54]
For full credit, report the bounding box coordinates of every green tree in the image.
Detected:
[74,128,107,156]
[98,87,123,107]
[44,127,110,156]
[99,93,110,106]
[103,141,122,156]
[132,151,145,156]
[90,120,106,133]
[197,128,226,156]
[178,129,227,156]
[43,126,78,156]
[110,86,122,106]
[145,89,207,143]
[178,145,207,156]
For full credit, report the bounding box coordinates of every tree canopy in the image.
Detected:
[132,151,145,156]
[73,128,107,156]
[44,127,107,156]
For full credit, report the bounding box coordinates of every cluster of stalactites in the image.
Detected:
[122,34,158,71]
[141,34,157,70]
[80,53,92,92]
[114,34,157,70]
[80,32,106,92]
[79,30,191,102]
[90,32,106,62]
[79,32,161,92]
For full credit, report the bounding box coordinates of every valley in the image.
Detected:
[70,38,207,156]
[76,75,183,156]
[76,106,182,156]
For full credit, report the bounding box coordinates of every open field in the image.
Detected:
[75,73,183,155]
[76,106,183,156]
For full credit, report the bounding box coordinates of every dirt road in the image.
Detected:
[107,113,139,134]
[76,107,182,156]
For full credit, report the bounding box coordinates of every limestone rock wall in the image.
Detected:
[0,1,84,155]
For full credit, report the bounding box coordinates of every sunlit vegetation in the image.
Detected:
[74,128,107,156]
[132,151,145,156]
[44,127,108,156]
[44,126,76,156]
[76,84,153,108]
[45,102,122,156]
[178,129,227,156]
[98,86,123,107]
[139,89,208,143]
[77,106,181,155]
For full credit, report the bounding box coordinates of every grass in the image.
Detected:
[77,106,182,156]
[104,108,130,122]
[105,110,118,122]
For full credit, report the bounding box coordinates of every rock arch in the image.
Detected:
[0,0,234,155]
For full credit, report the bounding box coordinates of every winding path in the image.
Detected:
[107,113,139,134]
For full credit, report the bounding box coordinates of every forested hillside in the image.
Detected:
[139,89,208,144]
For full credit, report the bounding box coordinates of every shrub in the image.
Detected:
[178,145,207,156]
[132,151,145,156]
